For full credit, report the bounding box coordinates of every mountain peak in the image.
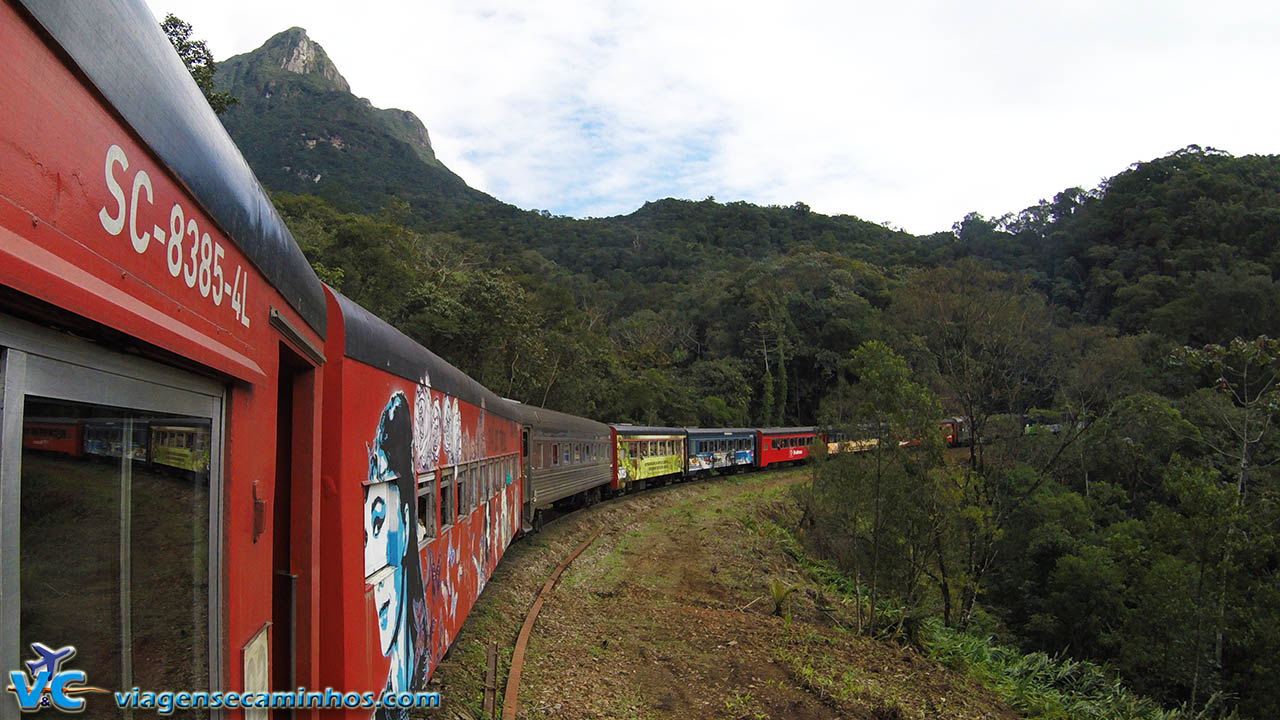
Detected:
[254,26,350,93]
[214,28,492,216]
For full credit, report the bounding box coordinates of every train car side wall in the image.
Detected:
[318,335,521,708]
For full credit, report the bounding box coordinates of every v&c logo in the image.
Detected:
[6,643,107,713]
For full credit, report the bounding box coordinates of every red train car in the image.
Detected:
[757,427,817,469]
[2,1,327,715]
[21,420,83,457]
[318,293,523,706]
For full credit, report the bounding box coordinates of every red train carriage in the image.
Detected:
[20,419,83,457]
[2,1,330,715]
[318,292,523,708]
[757,427,817,469]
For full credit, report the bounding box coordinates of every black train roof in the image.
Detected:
[333,291,515,421]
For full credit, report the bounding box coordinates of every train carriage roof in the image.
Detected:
[18,0,327,336]
[332,291,516,421]
[684,427,757,438]
[499,401,610,438]
[758,427,817,435]
[610,425,687,437]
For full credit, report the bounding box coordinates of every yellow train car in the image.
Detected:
[611,425,686,489]
[149,422,212,475]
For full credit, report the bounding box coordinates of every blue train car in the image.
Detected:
[685,427,756,475]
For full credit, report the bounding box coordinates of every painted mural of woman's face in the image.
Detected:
[364,480,407,655]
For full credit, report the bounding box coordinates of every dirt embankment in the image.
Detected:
[426,469,1017,720]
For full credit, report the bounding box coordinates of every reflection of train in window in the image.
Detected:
[150,421,212,474]
[21,419,84,457]
[83,419,150,462]
[22,416,211,474]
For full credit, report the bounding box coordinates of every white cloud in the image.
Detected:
[154,0,1280,234]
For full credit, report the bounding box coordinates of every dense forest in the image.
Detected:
[277,146,1280,719]
[185,20,1280,719]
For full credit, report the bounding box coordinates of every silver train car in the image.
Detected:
[504,400,613,528]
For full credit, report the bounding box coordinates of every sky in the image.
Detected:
[153,0,1280,235]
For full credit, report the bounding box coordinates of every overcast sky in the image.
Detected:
[153,1,1279,235]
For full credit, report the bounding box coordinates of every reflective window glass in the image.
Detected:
[20,397,210,717]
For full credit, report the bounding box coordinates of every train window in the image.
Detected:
[468,464,476,510]
[440,471,453,528]
[17,394,215,701]
[417,474,437,540]
[456,467,466,517]
[552,444,559,466]
[466,464,476,512]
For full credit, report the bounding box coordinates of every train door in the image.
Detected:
[0,317,224,719]
[519,427,532,531]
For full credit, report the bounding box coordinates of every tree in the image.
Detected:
[1173,336,1280,688]
[774,333,788,426]
[160,14,239,113]
[804,341,947,635]
[891,262,1056,624]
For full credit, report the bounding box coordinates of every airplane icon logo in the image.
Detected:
[24,643,76,679]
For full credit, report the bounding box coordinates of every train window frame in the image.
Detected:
[440,466,455,529]
[552,443,559,466]
[471,463,479,511]
[0,316,227,695]
[417,472,438,540]
[465,463,475,514]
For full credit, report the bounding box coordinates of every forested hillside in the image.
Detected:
[206,24,1280,718]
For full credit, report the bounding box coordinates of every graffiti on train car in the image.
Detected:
[364,393,428,717]
[363,380,523,711]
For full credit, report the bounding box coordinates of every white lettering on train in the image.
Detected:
[96,144,250,328]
